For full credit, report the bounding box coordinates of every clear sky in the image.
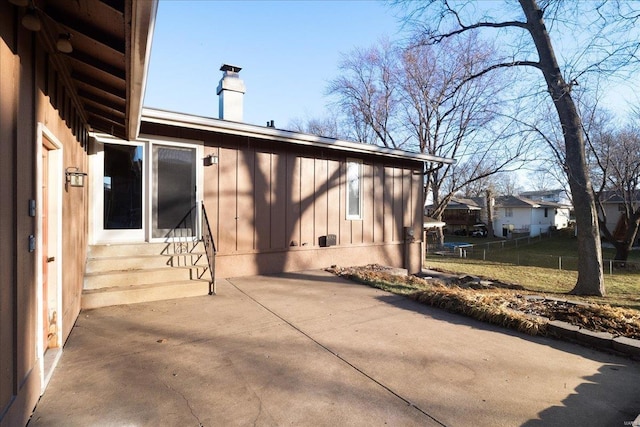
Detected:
[143,0,406,128]
[144,1,638,130]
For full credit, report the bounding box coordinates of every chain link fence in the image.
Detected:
[426,235,640,276]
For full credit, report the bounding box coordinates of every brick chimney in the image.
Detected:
[217,64,245,122]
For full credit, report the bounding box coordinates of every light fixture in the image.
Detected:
[21,7,41,32]
[56,33,73,53]
[9,0,30,6]
[203,154,218,166]
[65,167,87,187]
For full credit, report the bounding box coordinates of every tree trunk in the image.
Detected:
[521,0,605,296]
[485,189,494,237]
[615,213,640,261]
[614,242,630,263]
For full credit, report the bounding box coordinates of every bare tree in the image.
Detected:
[288,114,343,139]
[398,0,640,295]
[328,33,528,244]
[590,121,640,261]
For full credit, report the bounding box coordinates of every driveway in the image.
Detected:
[29,270,640,426]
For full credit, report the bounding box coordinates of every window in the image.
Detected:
[505,207,513,217]
[346,160,362,220]
[544,208,548,217]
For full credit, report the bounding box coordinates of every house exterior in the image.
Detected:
[90,101,451,279]
[519,189,571,206]
[1,1,156,425]
[494,195,571,238]
[597,191,640,246]
[425,197,482,235]
[1,2,452,425]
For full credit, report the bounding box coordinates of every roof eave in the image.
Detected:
[126,0,158,140]
[140,108,456,164]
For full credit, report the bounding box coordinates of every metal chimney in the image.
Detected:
[217,64,245,122]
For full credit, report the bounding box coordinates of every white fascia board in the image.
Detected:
[141,108,455,165]
[127,0,159,140]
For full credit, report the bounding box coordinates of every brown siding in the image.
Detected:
[1,5,89,425]
[0,7,18,412]
[140,121,426,277]
[314,158,328,246]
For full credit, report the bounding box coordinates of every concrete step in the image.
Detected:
[88,241,204,258]
[81,280,212,309]
[84,265,209,289]
[85,253,208,273]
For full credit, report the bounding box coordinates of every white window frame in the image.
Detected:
[505,207,513,218]
[346,159,363,220]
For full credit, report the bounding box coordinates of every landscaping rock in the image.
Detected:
[577,329,614,349]
[548,320,580,340]
[612,336,640,359]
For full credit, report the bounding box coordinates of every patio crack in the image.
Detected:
[157,374,204,427]
[228,279,448,427]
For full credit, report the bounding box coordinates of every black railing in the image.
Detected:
[201,203,216,295]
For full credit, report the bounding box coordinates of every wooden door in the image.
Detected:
[42,147,49,351]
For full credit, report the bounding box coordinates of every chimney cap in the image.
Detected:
[220,64,242,73]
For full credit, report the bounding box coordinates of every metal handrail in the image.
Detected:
[201,203,217,295]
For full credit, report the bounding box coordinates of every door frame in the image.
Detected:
[89,133,203,244]
[144,136,204,243]
[90,134,146,243]
[36,123,63,394]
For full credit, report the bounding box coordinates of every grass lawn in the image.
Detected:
[427,234,640,311]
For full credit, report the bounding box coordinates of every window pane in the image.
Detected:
[103,144,143,229]
[152,145,196,238]
[347,161,361,219]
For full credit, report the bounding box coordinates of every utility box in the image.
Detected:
[319,234,336,247]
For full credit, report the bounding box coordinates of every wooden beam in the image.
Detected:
[44,4,125,54]
[72,71,126,99]
[68,50,126,81]
[98,0,125,13]
[77,89,124,112]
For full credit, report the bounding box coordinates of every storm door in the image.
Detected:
[100,142,145,242]
[151,144,197,239]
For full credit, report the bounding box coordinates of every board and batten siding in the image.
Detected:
[1,4,90,426]
[207,149,418,249]
[197,135,423,277]
[140,119,426,277]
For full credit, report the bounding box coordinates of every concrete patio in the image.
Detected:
[29,270,640,426]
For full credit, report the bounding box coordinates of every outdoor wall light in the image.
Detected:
[21,7,41,31]
[56,33,73,53]
[65,167,87,187]
[203,154,219,166]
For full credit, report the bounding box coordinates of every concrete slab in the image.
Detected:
[29,270,640,426]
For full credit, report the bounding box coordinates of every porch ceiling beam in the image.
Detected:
[85,104,126,121]
[98,0,125,13]
[44,5,126,54]
[72,71,126,100]
[89,115,126,138]
[77,89,125,111]
[68,50,126,81]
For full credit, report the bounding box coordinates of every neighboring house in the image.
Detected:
[494,195,571,238]
[425,197,483,235]
[596,191,640,246]
[1,2,453,425]
[519,188,571,206]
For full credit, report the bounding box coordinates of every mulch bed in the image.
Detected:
[327,264,640,340]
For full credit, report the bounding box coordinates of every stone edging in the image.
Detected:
[545,317,640,360]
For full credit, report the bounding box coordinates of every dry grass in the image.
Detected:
[425,258,640,311]
[328,265,547,336]
[327,264,640,340]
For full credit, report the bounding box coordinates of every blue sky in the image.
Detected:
[144,0,406,127]
[144,1,638,130]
